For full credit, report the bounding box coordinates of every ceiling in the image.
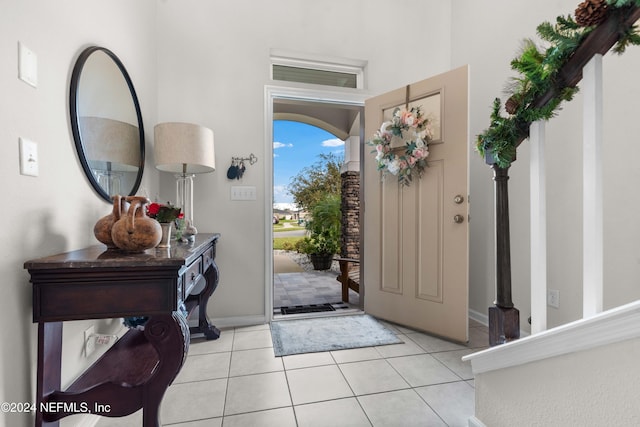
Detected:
[273,98,361,140]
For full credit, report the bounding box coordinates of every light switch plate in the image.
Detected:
[19,137,39,176]
[231,186,257,201]
[18,42,38,87]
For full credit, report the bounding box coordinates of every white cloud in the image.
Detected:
[321,138,345,147]
[273,185,288,195]
[273,141,294,149]
[273,185,294,204]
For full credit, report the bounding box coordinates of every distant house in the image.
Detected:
[273,205,306,222]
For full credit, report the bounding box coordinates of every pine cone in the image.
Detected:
[505,96,519,115]
[575,0,608,27]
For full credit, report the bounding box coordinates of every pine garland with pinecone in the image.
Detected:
[575,0,609,26]
[476,1,640,168]
[505,96,520,115]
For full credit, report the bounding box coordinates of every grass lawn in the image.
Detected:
[273,226,306,233]
[273,220,305,232]
[273,219,305,249]
[273,236,304,250]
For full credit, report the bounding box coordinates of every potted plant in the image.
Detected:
[298,194,341,270]
[147,202,182,247]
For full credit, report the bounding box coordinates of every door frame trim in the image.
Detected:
[264,84,368,321]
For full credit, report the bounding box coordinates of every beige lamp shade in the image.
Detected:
[154,122,215,174]
[79,116,141,171]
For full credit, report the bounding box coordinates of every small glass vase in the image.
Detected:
[174,218,186,241]
[157,222,173,248]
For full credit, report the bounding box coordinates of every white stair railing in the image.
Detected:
[582,53,604,318]
[529,121,547,333]
[529,53,605,332]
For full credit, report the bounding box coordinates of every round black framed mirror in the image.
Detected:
[70,46,145,202]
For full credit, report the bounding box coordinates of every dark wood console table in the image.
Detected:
[24,233,221,427]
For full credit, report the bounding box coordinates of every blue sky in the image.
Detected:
[273,120,344,206]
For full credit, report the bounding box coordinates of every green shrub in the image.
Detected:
[281,241,295,251]
[302,194,341,255]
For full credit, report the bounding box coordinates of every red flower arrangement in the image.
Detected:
[147,202,182,223]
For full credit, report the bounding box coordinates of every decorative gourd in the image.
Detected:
[111,196,161,252]
[94,195,129,248]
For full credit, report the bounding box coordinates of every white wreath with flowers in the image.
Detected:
[367,106,433,186]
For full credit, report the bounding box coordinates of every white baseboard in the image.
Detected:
[463,299,640,374]
[468,416,488,427]
[468,308,488,326]
[208,314,269,329]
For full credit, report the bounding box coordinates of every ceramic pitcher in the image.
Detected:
[94,195,129,248]
[111,196,161,252]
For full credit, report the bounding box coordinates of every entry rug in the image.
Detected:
[280,303,335,315]
[270,314,402,357]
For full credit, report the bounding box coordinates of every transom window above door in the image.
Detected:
[270,49,366,89]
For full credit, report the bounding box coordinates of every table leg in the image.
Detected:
[37,313,188,427]
[188,261,221,340]
[142,312,190,427]
[35,322,62,427]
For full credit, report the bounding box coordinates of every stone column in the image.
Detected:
[340,171,360,259]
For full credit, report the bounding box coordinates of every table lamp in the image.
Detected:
[153,122,215,230]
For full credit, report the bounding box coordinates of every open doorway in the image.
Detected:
[272,122,350,315]
[267,92,365,319]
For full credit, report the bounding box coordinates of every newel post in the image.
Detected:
[488,162,520,346]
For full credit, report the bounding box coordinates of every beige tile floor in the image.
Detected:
[94,319,488,427]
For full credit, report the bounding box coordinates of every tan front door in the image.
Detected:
[363,65,469,342]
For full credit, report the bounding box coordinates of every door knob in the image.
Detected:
[453,214,464,224]
[454,195,464,204]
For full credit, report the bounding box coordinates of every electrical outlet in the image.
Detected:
[547,289,560,308]
[84,326,96,357]
[94,334,116,346]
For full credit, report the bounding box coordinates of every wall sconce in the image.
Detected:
[153,122,215,231]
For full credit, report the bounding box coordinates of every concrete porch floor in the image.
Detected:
[273,270,360,310]
[273,251,360,311]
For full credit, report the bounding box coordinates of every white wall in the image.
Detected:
[474,337,640,426]
[0,1,157,426]
[155,0,454,322]
[452,0,640,332]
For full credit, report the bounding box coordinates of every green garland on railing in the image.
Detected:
[608,1,640,53]
[608,0,640,7]
[476,1,640,168]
